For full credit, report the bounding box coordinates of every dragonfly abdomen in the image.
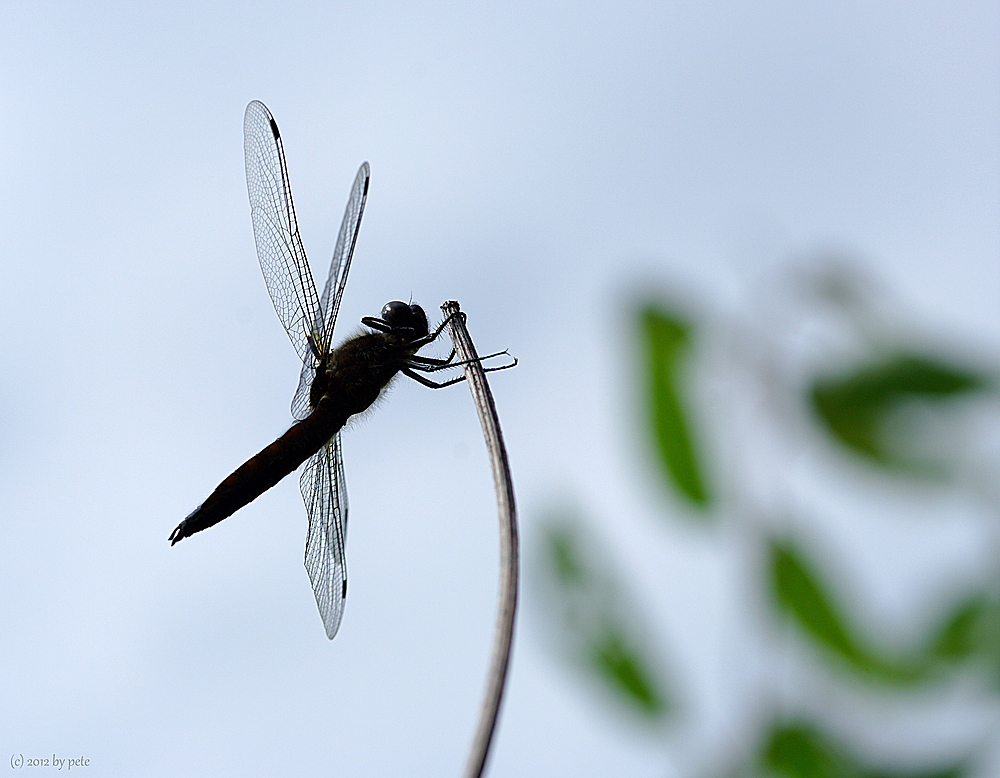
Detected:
[169,404,346,545]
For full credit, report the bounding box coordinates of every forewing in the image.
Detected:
[244,100,323,365]
[317,162,370,354]
[292,162,369,420]
[301,434,349,639]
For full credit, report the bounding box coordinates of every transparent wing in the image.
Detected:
[292,162,369,420]
[290,367,313,421]
[317,161,370,355]
[301,433,349,639]
[243,100,322,366]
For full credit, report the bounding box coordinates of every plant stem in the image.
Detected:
[440,300,519,778]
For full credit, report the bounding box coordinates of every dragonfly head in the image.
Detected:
[369,301,429,341]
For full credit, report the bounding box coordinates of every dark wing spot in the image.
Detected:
[269,118,280,140]
[342,579,348,598]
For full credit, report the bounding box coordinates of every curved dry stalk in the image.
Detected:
[440,300,519,778]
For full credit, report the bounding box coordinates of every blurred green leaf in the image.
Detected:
[639,305,712,509]
[764,721,855,778]
[761,719,968,778]
[547,523,589,586]
[924,592,1000,689]
[810,353,990,474]
[770,539,924,685]
[540,514,671,719]
[589,622,668,717]
[771,539,862,663]
[927,594,993,662]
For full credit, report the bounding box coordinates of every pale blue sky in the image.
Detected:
[1,2,997,775]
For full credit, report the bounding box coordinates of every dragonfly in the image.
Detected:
[169,100,512,639]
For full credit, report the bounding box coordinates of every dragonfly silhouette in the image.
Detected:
[170,101,513,639]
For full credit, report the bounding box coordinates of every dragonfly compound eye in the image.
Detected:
[381,301,428,337]
[407,304,429,338]
[381,300,410,322]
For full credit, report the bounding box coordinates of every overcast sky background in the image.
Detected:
[1,2,997,776]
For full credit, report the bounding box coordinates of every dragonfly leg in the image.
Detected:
[405,310,467,350]
[406,350,516,374]
[428,310,466,340]
[401,354,518,387]
[407,348,457,367]
[401,366,469,389]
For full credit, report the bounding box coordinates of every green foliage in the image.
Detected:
[539,287,998,775]
[541,517,670,719]
[770,540,925,685]
[771,539,1000,691]
[810,353,990,474]
[770,539,860,662]
[761,720,967,778]
[926,594,993,662]
[763,721,856,778]
[639,305,712,509]
[924,593,1000,689]
[548,523,588,586]
[588,623,665,717]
